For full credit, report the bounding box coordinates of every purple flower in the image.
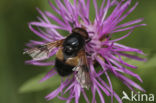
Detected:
[25,0,146,103]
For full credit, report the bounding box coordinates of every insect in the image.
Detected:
[24,28,92,89]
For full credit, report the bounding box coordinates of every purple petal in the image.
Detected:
[110,54,137,69]
[116,18,144,29]
[45,11,66,27]
[122,80,134,91]
[86,0,90,18]
[98,77,122,103]
[45,85,64,100]
[117,52,146,61]
[40,68,57,82]
[66,99,72,103]
[46,78,71,100]
[82,89,90,103]
[25,60,54,66]
[26,40,46,47]
[64,82,74,94]
[118,2,139,23]
[91,85,96,103]
[110,30,133,42]
[29,21,66,31]
[101,0,110,22]
[96,85,105,103]
[94,79,110,96]
[48,0,60,14]
[113,24,146,33]
[117,74,145,92]
[74,84,81,103]
[93,0,98,19]
[113,43,145,54]
[28,22,52,42]
[36,8,50,23]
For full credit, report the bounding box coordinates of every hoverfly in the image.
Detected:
[24,28,92,89]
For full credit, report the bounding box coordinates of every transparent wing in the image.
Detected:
[73,49,91,89]
[23,40,64,60]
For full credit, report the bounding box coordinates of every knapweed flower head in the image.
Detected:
[25,0,146,103]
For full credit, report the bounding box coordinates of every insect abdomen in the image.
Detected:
[55,58,74,76]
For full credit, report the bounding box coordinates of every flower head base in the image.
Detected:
[25,0,146,103]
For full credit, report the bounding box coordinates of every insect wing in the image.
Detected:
[24,47,48,60]
[73,50,91,89]
[24,40,63,60]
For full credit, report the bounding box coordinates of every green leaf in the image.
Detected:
[19,73,61,93]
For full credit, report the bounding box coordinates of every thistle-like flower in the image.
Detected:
[24,0,146,103]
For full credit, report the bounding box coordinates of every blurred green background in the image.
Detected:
[0,0,156,103]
